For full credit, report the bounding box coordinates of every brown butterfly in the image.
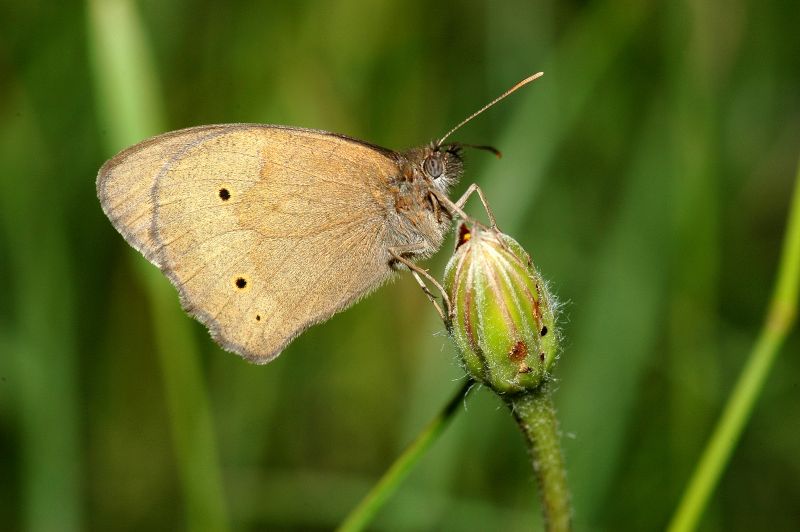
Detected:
[97,73,542,363]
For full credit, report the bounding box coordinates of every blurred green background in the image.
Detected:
[1,0,799,530]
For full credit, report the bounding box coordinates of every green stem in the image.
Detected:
[668,157,800,532]
[337,380,474,532]
[507,384,572,532]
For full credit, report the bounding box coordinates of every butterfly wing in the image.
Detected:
[98,124,401,362]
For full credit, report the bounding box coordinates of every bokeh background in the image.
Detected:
[2,0,799,530]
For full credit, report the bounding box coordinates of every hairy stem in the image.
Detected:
[507,384,572,532]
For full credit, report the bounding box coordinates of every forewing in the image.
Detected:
[97,124,399,362]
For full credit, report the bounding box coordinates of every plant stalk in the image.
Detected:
[668,156,800,531]
[337,380,473,532]
[506,384,572,532]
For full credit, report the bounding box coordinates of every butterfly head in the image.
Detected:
[404,142,464,195]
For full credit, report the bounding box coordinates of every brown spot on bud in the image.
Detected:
[518,362,532,374]
[533,284,543,316]
[456,223,472,250]
[539,351,546,362]
[509,340,528,362]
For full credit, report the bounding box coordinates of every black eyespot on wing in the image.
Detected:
[219,188,231,200]
[255,314,261,321]
[235,277,247,289]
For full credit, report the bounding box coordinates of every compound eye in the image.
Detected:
[423,155,444,178]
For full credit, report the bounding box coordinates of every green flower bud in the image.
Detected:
[444,223,558,394]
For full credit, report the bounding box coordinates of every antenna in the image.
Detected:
[437,72,543,146]
[460,143,502,158]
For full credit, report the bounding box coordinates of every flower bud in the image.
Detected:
[444,224,558,394]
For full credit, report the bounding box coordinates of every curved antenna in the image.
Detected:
[437,72,543,146]
[460,143,502,158]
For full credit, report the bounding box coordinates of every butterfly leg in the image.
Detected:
[389,248,451,321]
[431,187,513,258]
[411,271,447,322]
[447,185,514,255]
[453,183,498,229]
[430,188,495,231]
[430,189,479,226]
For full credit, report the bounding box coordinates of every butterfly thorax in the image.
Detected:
[382,144,464,259]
